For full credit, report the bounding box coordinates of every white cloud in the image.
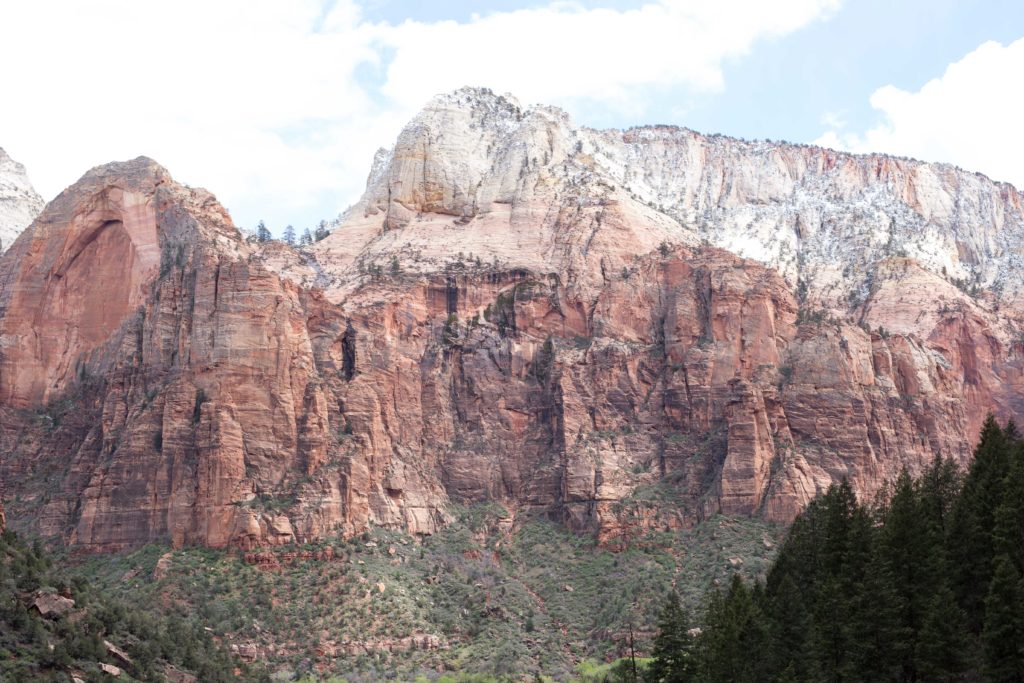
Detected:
[0,0,840,232]
[817,38,1024,190]
[371,0,842,114]
[819,111,846,130]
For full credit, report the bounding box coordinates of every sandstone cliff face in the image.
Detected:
[0,147,44,252]
[0,159,365,550]
[316,90,1024,328]
[2,89,1024,550]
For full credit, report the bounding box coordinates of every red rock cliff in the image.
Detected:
[3,91,1024,550]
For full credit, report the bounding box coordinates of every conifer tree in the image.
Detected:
[917,581,969,681]
[300,228,313,246]
[807,481,873,681]
[1006,418,1021,443]
[993,443,1024,574]
[876,470,934,679]
[649,591,694,683]
[765,490,832,680]
[255,220,272,242]
[283,224,295,245]
[915,456,972,680]
[844,541,905,681]
[695,575,768,683]
[948,414,1013,631]
[655,422,1024,683]
[982,555,1024,681]
[918,454,961,536]
[764,573,809,679]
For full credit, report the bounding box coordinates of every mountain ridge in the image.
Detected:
[309,87,1024,335]
[1,88,1022,551]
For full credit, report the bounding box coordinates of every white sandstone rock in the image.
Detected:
[0,147,44,252]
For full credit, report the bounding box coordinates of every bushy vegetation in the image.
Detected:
[22,417,1023,680]
[69,511,780,681]
[0,529,265,682]
[14,415,1023,681]
[647,414,1024,682]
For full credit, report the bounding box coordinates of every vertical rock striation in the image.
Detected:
[3,88,1024,550]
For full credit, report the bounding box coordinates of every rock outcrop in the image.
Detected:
[3,88,1024,550]
[0,147,44,252]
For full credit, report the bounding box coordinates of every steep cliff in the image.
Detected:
[2,88,1023,550]
[0,158,362,550]
[0,147,44,252]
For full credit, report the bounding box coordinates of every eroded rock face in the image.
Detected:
[0,147,44,253]
[3,89,1024,551]
[0,158,356,550]
[0,159,163,406]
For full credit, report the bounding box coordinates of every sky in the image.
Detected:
[1,1,1023,235]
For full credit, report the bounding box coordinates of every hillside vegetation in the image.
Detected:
[8,416,1020,681]
[71,511,781,681]
[647,415,1024,682]
[0,528,266,682]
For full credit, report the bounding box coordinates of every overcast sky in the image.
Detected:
[2,1,1023,234]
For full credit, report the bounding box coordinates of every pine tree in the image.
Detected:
[875,470,933,679]
[300,228,313,246]
[1006,418,1021,443]
[765,490,830,680]
[918,454,961,536]
[776,663,799,683]
[908,456,973,680]
[844,542,905,681]
[948,414,1013,632]
[314,220,329,241]
[745,426,1024,683]
[283,224,295,245]
[255,220,272,242]
[917,581,969,681]
[649,591,694,683]
[993,443,1024,574]
[695,575,768,683]
[982,555,1024,681]
[764,573,808,679]
[807,481,875,682]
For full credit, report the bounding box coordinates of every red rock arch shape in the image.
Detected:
[0,187,160,405]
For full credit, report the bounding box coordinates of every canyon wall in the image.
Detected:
[2,89,1023,550]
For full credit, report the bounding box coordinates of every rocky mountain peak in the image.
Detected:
[0,147,45,252]
[79,155,171,185]
[313,89,1024,342]
[4,89,1024,553]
